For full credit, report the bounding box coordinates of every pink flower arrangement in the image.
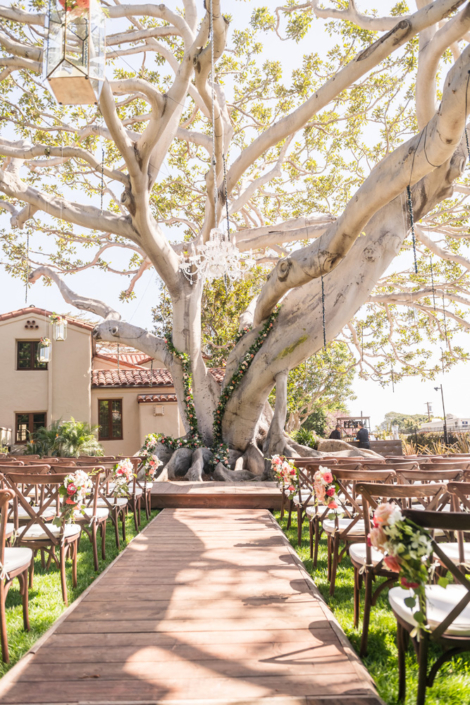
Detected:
[112,459,135,497]
[367,501,433,637]
[270,455,298,499]
[55,469,92,526]
[313,466,338,512]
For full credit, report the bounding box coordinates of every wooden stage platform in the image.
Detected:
[151,480,283,510]
[0,508,383,704]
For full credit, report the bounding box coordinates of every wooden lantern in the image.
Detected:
[44,0,105,105]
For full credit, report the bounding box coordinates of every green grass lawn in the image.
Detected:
[275,511,470,705]
[1,509,159,677]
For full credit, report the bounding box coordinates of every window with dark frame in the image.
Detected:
[17,341,48,370]
[98,399,123,440]
[15,413,47,444]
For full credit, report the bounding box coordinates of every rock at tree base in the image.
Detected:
[316,439,382,457]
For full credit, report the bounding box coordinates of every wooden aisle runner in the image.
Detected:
[0,509,384,704]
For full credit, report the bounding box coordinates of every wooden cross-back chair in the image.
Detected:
[0,465,52,518]
[77,462,129,549]
[116,456,153,521]
[52,466,107,571]
[0,488,33,663]
[443,482,470,571]
[354,481,447,657]
[287,459,338,540]
[320,468,397,596]
[4,473,81,605]
[390,509,470,705]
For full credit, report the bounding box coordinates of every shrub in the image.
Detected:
[25,418,103,458]
[292,427,319,449]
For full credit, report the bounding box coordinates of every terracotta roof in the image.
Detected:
[92,367,225,388]
[92,369,173,388]
[137,394,178,403]
[0,307,94,331]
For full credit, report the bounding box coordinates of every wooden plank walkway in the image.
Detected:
[0,509,383,705]
[151,481,282,510]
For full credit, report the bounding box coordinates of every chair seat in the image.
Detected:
[438,543,470,565]
[17,505,56,520]
[349,543,384,567]
[17,523,81,541]
[4,547,33,573]
[74,507,109,521]
[97,497,128,508]
[292,493,315,506]
[323,518,366,535]
[389,585,470,636]
[306,505,353,517]
[5,523,14,538]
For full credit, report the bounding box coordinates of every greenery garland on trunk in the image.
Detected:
[211,306,281,466]
[158,335,203,450]
[148,308,281,466]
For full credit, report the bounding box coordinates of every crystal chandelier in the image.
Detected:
[179,228,255,285]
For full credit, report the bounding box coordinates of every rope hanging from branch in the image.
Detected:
[465,71,470,163]
[429,254,436,312]
[406,185,418,274]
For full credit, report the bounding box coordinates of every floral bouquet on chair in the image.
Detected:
[112,458,135,498]
[270,455,298,499]
[54,469,92,526]
[368,502,433,637]
[313,466,340,518]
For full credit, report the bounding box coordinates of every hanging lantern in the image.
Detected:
[43,0,105,105]
[38,338,52,363]
[50,314,68,341]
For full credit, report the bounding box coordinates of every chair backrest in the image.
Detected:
[12,455,40,460]
[0,460,23,465]
[6,472,72,544]
[402,508,470,641]
[79,456,115,461]
[396,468,464,483]
[0,488,14,568]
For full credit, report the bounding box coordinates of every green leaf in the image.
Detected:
[404,596,416,608]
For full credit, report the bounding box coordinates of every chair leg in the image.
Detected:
[353,567,360,628]
[20,570,30,631]
[329,536,339,596]
[59,545,68,606]
[309,519,314,559]
[101,521,107,560]
[122,509,127,542]
[0,581,9,664]
[417,634,429,705]
[72,540,78,588]
[137,497,142,527]
[286,500,293,530]
[133,500,139,532]
[297,507,302,546]
[91,522,99,571]
[327,535,332,581]
[29,557,35,589]
[280,491,285,520]
[145,490,151,520]
[113,508,120,550]
[397,622,407,702]
[359,571,372,657]
[313,519,321,568]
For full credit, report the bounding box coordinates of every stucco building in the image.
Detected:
[0,306,190,455]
